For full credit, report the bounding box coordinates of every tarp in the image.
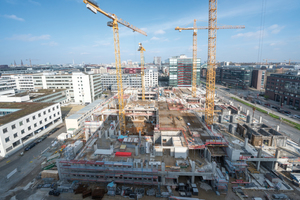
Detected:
[118,135,128,139]
[115,152,131,157]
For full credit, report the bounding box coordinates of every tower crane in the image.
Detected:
[138,43,146,101]
[175,20,244,98]
[83,0,147,134]
[205,0,245,125]
[263,59,274,65]
[285,59,300,65]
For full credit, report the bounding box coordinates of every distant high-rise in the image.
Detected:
[153,57,161,69]
[21,60,23,66]
[168,54,201,87]
[14,60,16,67]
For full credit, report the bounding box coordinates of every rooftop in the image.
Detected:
[0,102,55,126]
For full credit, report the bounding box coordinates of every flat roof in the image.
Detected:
[0,102,55,126]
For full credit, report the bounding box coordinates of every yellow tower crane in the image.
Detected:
[138,43,146,101]
[175,20,244,98]
[83,0,147,133]
[205,0,245,125]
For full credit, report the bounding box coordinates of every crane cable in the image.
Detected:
[257,0,267,64]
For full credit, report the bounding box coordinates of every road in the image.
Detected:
[216,88,300,143]
[0,124,66,196]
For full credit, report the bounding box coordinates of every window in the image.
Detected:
[34,123,37,127]
[13,133,18,138]
[45,118,47,122]
[49,116,52,119]
[57,112,60,115]
[48,109,50,113]
[56,105,59,109]
[52,107,55,111]
[11,124,16,129]
[32,116,36,120]
[21,129,25,134]
[19,121,23,126]
[54,114,56,117]
[26,118,30,123]
[40,120,42,124]
[28,126,31,131]
[5,137,10,143]
[6,146,12,152]
[38,113,41,117]
[43,111,46,115]
[3,128,7,133]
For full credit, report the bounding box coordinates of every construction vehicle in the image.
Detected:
[83,0,147,133]
[138,43,146,101]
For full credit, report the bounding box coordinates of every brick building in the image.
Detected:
[265,72,300,108]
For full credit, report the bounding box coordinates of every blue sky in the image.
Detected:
[0,0,299,65]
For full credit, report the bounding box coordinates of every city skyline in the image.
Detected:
[1,0,300,65]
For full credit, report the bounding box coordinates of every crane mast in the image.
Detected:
[83,0,147,134]
[206,0,218,125]
[138,43,146,101]
[192,20,198,97]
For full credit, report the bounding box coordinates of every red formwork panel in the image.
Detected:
[115,152,132,157]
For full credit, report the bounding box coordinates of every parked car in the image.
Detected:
[25,143,36,151]
[272,193,288,199]
[284,110,291,115]
[48,128,59,136]
[293,115,300,119]
[264,103,270,107]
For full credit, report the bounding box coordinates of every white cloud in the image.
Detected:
[28,0,41,6]
[6,34,50,41]
[231,30,266,39]
[151,36,160,41]
[154,30,165,35]
[41,41,58,46]
[4,14,24,21]
[269,24,284,34]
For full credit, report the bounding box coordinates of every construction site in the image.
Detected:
[23,0,300,200]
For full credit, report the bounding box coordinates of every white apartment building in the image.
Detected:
[145,68,158,87]
[0,102,62,157]
[32,72,102,104]
[101,74,141,91]
[2,75,34,90]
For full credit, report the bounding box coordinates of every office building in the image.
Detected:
[0,102,62,157]
[168,55,201,87]
[265,72,300,108]
[251,70,266,90]
[216,66,253,89]
[145,68,158,87]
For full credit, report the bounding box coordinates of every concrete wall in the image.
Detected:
[225,146,241,161]
[174,147,188,159]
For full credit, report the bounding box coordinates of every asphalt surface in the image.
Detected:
[216,88,300,142]
[0,124,66,197]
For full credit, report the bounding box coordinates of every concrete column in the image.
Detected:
[259,116,262,123]
[274,149,281,170]
[156,163,158,169]
[151,163,154,169]
[212,161,216,175]
[218,115,223,123]
[228,110,231,115]
[244,138,248,149]
[139,131,141,139]
[99,130,101,138]
[230,115,234,123]
[276,125,280,131]
[246,110,249,115]
[105,130,108,139]
[192,161,195,172]
[229,124,233,134]
[118,130,121,136]
[110,143,114,153]
[204,147,207,158]
[246,115,251,123]
[161,162,166,185]
[256,161,261,171]
[146,161,149,169]
[135,144,139,156]
[94,144,97,151]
